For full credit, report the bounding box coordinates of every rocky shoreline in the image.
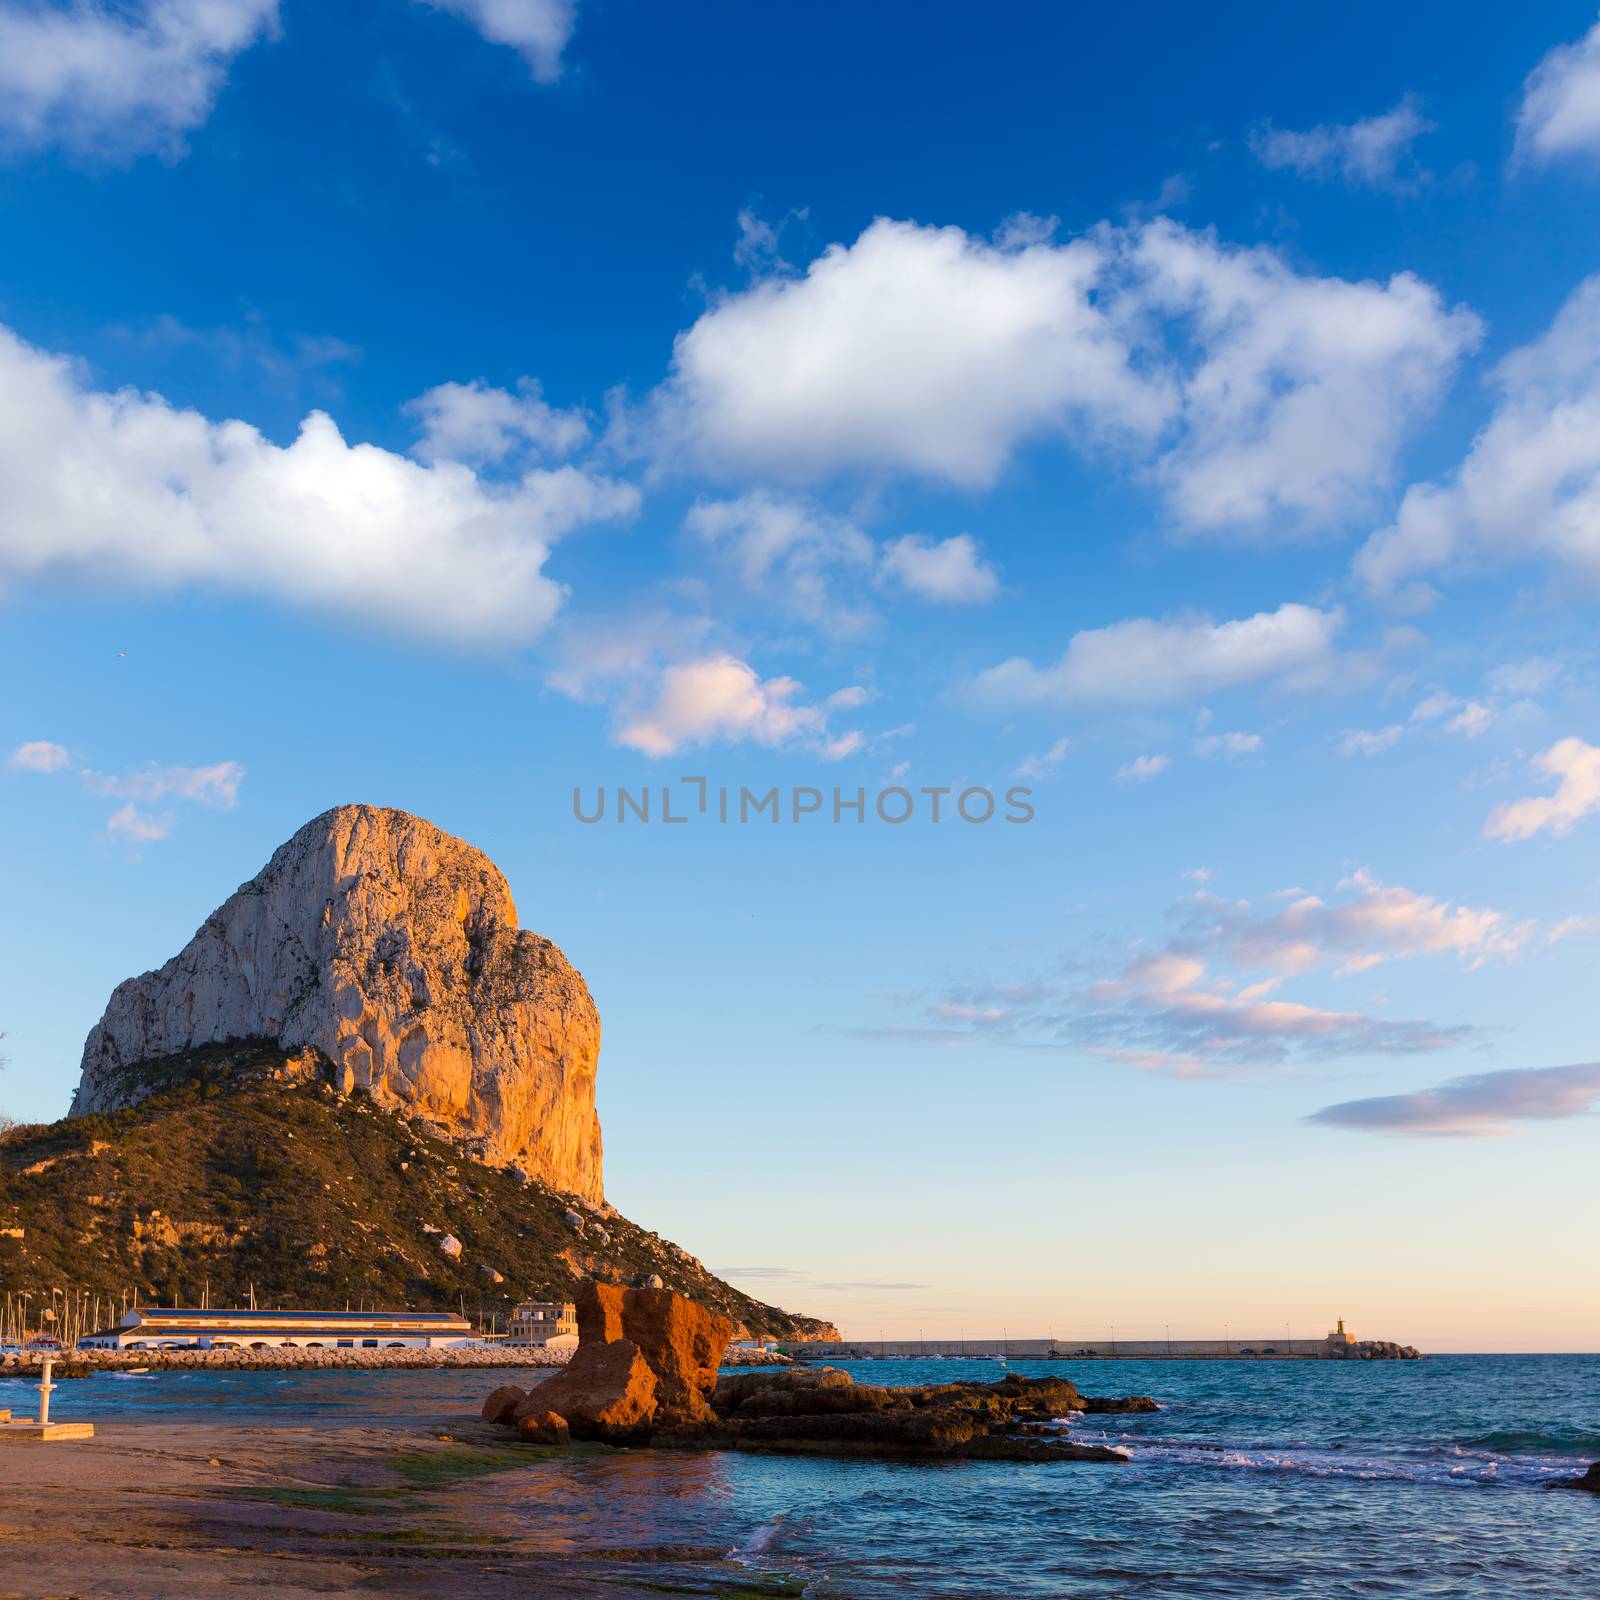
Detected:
[481,1281,1158,1463]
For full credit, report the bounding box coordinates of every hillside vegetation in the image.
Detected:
[0,1045,833,1341]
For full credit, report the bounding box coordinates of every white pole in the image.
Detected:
[39,1355,55,1427]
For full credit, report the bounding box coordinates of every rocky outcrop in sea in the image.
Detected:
[484,1281,1159,1461]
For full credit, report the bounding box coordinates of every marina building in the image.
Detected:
[507,1300,578,1348]
[77,1307,476,1351]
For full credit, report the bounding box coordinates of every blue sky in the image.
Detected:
[3,1,1600,1349]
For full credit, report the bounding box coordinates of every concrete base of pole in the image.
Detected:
[0,1420,95,1441]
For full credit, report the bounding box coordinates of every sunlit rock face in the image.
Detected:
[70,804,604,1202]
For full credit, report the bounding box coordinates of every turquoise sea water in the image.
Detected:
[7,1354,1596,1595]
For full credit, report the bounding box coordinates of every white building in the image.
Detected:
[78,1307,475,1351]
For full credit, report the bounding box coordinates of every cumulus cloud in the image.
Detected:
[1485,737,1600,841]
[632,215,1477,538]
[1250,96,1434,191]
[1129,222,1480,531]
[637,216,1166,488]
[615,653,858,759]
[0,0,278,158]
[878,533,1000,604]
[1310,1063,1600,1137]
[1356,275,1600,604]
[970,602,1342,710]
[417,0,576,81]
[407,378,588,465]
[1513,19,1600,167]
[1116,754,1169,782]
[0,323,637,645]
[7,740,69,773]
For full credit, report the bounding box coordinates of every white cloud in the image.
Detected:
[1340,725,1403,756]
[634,215,1477,538]
[616,653,849,759]
[685,491,875,629]
[1310,1063,1600,1137]
[407,378,588,465]
[1448,701,1494,737]
[1514,19,1600,167]
[84,761,244,808]
[1356,275,1600,604]
[971,602,1342,709]
[1485,736,1600,841]
[7,740,69,773]
[418,0,576,81]
[878,533,999,604]
[11,744,245,843]
[89,759,244,842]
[1015,736,1070,778]
[636,216,1166,489]
[106,802,173,843]
[1486,658,1562,696]
[1194,730,1261,757]
[1129,221,1480,531]
[1250,96,1434,191]
[0,0,278,158]
[1116,754,1169,782]
[685,492,1001,624]
[0,323,637,645]
[1410,689,1459,723]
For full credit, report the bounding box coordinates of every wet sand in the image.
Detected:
[0,1419,785,1600]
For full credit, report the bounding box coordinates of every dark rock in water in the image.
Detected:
[691,1367,1151,1460]
[1549,1462,1600,1493]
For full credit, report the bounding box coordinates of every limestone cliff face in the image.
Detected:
[70,805,604,1202]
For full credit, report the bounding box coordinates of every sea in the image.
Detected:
[5,1353,1595,1596]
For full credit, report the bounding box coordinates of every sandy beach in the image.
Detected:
[0,1417,778,1600]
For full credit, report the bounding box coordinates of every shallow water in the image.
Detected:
[8,1354,1596,1595]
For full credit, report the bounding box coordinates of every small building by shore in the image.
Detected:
[78,1307,475,1351]
[506,1300,578,1349]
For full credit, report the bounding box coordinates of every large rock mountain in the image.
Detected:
[70,805,604,1202]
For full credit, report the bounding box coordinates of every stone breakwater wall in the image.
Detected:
[0,1345,574,1376]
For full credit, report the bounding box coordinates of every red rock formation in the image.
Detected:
[616,1285,735,1427]
[513,1407,572,1445]
[480,1383,528,1425]
[529,1338,659,1441]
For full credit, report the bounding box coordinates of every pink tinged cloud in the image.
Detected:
[1485,737,1600,841]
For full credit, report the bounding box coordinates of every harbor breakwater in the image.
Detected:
[791,1335,1420,1361]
